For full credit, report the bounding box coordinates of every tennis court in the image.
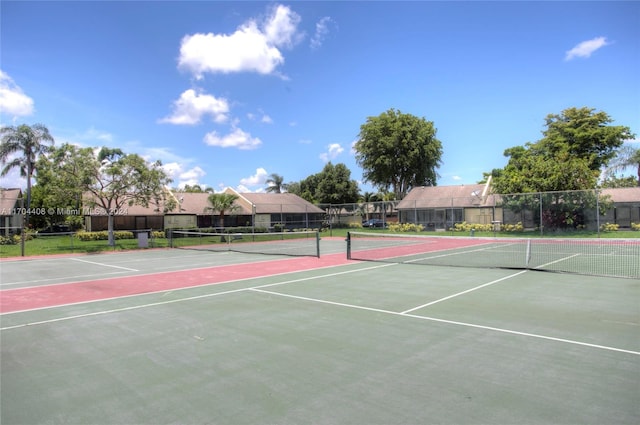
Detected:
[1,233,639,424]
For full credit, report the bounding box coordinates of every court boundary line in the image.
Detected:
[404,243,515,264]
[0,263,396,326]
[0,271,130,288]
[0,254,312,291]
[0,251,300,288]
[401,270,528,314]
[251,288,640,356]
[533,253,580,269]
[3,261,637,356]
[68,257,139,271]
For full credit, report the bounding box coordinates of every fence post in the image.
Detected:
[596,188,601,238]
[539,192,543,237]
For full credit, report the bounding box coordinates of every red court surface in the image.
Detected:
[0,253,351,314]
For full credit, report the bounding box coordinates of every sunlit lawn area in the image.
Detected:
[0,234,170,258]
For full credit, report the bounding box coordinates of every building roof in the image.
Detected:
[234,191,325,214]
[0,188,22,214]
[85,189,324,216]
[397,182,498,209]
[600,187,640,203]
[397,184,640,210]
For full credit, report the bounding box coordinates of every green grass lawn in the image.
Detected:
[0,234,170,258]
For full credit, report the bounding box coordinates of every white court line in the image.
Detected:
[404,243,511,264]
[401,270,529,314]
[3,261,637,356]
[69,257,139,271]
[534,253,581,269]
[251,288,640,356]
[0,271,128,288]
[400,254,590,315]
[0,263,395,326]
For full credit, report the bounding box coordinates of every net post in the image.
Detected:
[315,230,320,258]
[525,238,532,268]
[346,231,352,260]
[168,229,174,248]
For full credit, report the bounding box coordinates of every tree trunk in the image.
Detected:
[108,214,115,246]
[25,163,33,227]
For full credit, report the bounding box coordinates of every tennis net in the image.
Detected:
[346,231,640,279]
[169,230,320,258]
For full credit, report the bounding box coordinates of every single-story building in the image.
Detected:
[396,181,501,230]
[84,187,325,232]
[0,188,23,235]
[600,187,640,228]
[396,182,640,231]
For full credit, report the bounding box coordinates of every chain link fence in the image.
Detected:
[320,189,640,236]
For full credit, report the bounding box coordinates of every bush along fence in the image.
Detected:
[321,189,640,236]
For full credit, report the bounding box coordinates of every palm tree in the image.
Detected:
[265,173,287,193]
[0,123,54,222]
[605,144,640,186]
[205,193,240,228]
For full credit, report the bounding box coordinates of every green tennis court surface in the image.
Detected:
[1,237,638,424]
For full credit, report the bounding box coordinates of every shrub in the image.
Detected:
[599,222,619,232]
[75,231,134,241]
[501,222,524,232]
[151,231,165,239]
[0,235,19,245]
[631,222,640,231]
[388,223,424,232]
[0,233,33,245]
[451,222,493,232]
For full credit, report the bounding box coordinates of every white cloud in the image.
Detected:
[159,89,229,125]
[141,147,187,164]
[263,4,303,48]
[235,184,265,193]
[0,167,25,189]
[61,127,114,147]
[247,109,273,124]
[203,127,262,150]
[565,36,609,61]
[320,143,344,162]
[0,70,34,119]
[310,17,334,49]
[240,167,268,187]
[452,175,462,182]
[161,162,207,188]
[178,4,302,78]
[81,127,113,143]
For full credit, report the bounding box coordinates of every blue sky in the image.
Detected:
[1,1,638,194]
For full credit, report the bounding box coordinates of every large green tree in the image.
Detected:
[32,143,92,229]
[491,107,634,194]
[490,107,634,229]
[315,163,360,204]
[0,123,54,223]
[36,144,174,245]
[354,108,443,199]
[287,163,359,204]
[537,107,634,172]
